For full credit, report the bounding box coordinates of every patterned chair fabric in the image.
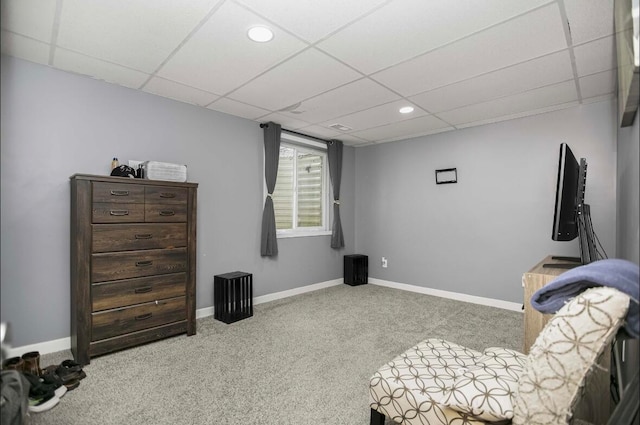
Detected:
[369,339,526,424]
[512,286,629,425]
[369,287,630,425]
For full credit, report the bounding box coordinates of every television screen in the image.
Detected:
[552,143,581,241]
[547,143,599,269]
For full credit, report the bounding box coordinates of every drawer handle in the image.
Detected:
[159,210,175,217]
[135,234,153,239]
[135,260,153,267]
[134,286,153,294]
[159,192,176,198]
[110,190,130,196]
[135,313,152,321]
[109,210,129,216]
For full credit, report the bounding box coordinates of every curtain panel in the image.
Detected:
[328,140,344,249]
[261,122,281,256]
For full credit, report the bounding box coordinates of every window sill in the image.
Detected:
[277,230,332,239]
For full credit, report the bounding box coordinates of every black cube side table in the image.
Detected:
[344,255,368,286]
[214,271,253,324]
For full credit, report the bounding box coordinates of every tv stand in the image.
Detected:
[523,255,610,424]
[543,255,582,269]
[551,255,581,262]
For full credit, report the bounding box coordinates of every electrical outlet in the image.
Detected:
[381,257,388,268]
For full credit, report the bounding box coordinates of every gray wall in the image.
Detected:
[0,55,355,347]
[616,109,639,264]
[355,101,618,303]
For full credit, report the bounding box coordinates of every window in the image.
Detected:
[269,134,331,237]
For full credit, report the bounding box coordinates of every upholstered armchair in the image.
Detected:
[369,286,631,425]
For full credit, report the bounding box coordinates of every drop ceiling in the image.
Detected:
[0,0,617,146]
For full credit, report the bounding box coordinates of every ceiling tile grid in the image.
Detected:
[0,0,621,146]
[156,1,308,96]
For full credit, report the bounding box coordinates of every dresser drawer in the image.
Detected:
[145,186,188,204]
[145,203,187,222]
[93,182,144,203]
[91,248,187,282]
[92,203,145,223]
[92,273,187,311]
[91,296,186,341]
[92,223,187,252]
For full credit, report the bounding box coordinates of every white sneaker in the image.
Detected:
[28,393,60,413]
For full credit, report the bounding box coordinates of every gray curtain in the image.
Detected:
[261,122,281,256]
[328,140,344,249]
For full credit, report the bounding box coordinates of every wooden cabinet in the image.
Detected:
[523,255,611,424]
[522,255,569,354]
[70,174,198,365]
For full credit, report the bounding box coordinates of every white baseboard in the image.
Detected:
[5,336,71,359]
[253,278,343,305]
[195,278,342,319]
[7,278,344,357]
[369,278,524,312]
[6,278,519,357]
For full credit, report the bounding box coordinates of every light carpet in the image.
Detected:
[30,284,523,425]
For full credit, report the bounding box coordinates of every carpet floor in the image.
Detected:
[30,284,523,425]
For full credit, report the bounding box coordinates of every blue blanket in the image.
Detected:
[530,258,640,338]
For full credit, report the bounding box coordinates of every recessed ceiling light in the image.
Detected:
[399,106,414,114]
[248,26,274,42]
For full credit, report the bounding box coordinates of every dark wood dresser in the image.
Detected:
[70,174,198,365]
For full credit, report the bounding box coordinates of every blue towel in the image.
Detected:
[530,259,640,338]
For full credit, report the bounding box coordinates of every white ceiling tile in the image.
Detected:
[279,78,401,123]
[142,77,219,107]
[436,80,578,125]
[579,69,617,99]
[372,3,568,96]
[56,0,220,73]
[320,100,427,132]
[207,98,270,120]
[158,1,306,95]
[453,100,579,129]
[410,50,574,113]
[228,48,361,111]
[0,0,57,42]
[573,35,616,77]
[296,125,342,139]
[340,134,372,146]
[349,115,453,143]
[564,0,615,44]
[53,48,150,89]
[317,0,553,75]
[235,0,386,43]
[1,31,50,65]
[581,93,615,105]
[258,112,312,130]
[0,0,621,145]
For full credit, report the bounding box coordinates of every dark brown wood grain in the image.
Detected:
[92,182,144,203]
[92,273,187,311]
[145,186,188,204]
[92,202,145,223]
[91,248,187,282]
[92,223,187,252]
[88,321,188,359]
[144,203,187,222]
[91,296,186,341]
[70,174,198,365]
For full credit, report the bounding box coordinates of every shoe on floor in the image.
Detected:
[22,372,66,399]
[28,390,59,413]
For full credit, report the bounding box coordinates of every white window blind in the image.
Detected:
[270,134,330,237]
